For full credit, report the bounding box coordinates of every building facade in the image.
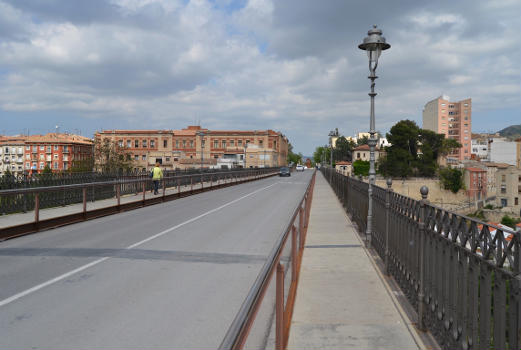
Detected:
[464,167,487,201]
[0,136,26,175]
[95,126,289,171]
[353,144,381,162]
[495,164,521,211]
[489,137,517,166]
[422,95,472,162]
[0,133,93,174]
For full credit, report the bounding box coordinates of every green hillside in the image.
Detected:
[498,124,521,139]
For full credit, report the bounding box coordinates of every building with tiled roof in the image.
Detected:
[353,144,382,162]
[95,125,289,171]
[0,133,94,174]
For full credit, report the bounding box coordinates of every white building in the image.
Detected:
[489,137,517,166]
[0,137,26,175]
[471,138,489,160]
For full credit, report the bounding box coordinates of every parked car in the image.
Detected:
[279,167,291,177]
[296,165,305,171]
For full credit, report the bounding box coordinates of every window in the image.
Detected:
[515,198,519,206]
[150,140,155,148]
[26,154,30,160]
[54,154,58,160]
[135,140,139,148]
[182,140,186,148]
[501,185,506,194]
[46,146,51,153]
[163,140,168,148]
[39,162,44,169]
[142,155,146,160]
[26,162,30,169]
[142,140,147,148]
[502,175,506,182]
[238,140,243,146]
[53,162,58,169]
[222,140,226,148]
[63,163,68,170]
[214,155,219,159]
[274,141,277,148]
[174,157,178,162]
[33,146,38,152]
[464,103,469,107]
[166,157,170,162]
[230,140,235,146]
[176,140,179,148]
[214,140,218,148]
[25,145,30,150]
[134,155,139,160]
[127,140,131,148]
[190,140,194,148]
[40,145,44,151]
[39,154,44,160]
[441,103,446,106]
[118,140,123,147]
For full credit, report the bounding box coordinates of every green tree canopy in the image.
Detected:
[334,136,356,162]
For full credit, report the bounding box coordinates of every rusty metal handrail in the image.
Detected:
[219,170,316,350]
[0,169,275,196]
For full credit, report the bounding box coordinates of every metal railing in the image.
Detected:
[322,167,520,350]
[0,168,278,239]
[219,170,316,350]
[0,168,277,215]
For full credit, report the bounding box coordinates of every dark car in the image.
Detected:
[279,167,291,177]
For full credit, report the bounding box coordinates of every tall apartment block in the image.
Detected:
[422,95,472,162]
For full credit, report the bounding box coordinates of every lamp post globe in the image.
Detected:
[358,25,390,248]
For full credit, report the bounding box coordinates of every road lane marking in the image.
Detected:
[0,182,278,308]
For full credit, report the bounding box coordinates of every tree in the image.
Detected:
[69,158,95,173]
[287,143,302,165]
[379,120,420,177]
[357,135,369,146]
[353,160,369,176]
[439,167,464,193]
[94,138,134,173]
[501,215,520,228]
[334,136,356,162]
[313,146,330,165]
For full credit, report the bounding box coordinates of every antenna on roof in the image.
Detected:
[55,125,60,134]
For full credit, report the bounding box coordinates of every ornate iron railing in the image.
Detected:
[0,168,278,215]
[322,167,520,350]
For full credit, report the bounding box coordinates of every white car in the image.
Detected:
[296,165,305,171]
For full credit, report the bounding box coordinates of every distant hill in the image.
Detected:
[498,124,521,139]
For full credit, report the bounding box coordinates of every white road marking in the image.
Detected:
[0,182,278,308]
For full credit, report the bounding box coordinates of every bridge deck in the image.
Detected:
[288,172,427,350]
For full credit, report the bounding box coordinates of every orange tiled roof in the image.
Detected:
[354,144,380,151]
[25,133,93,145]
[336,161,352,165]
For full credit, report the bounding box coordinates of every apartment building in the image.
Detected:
[422,95,471,162]
[0,133,93,174]
[464,167,487,200]
[353,144,382,162]
[23,134,94,173]
[0,136,26,175]
[95,126,289,171]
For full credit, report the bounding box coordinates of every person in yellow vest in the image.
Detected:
[152,162,163,195]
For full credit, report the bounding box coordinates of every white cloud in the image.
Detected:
[0,0,519,154]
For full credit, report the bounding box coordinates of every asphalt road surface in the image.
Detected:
[0,171,313,349]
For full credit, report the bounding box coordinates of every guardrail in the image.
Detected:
[0,168,278,239]
[219,170,316,350]
[322,167,520,350]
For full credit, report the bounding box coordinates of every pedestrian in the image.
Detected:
[152,162,163,195]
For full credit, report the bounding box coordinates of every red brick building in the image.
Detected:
[465,167,487,200]
[95,126,289,171]
[23,133,94,173]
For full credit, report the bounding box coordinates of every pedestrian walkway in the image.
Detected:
[287,172,426,350]
[0,174,263,230]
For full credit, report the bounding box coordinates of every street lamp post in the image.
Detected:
[328,129,338,181]
[358,25,390,248]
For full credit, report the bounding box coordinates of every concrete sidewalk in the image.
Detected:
[287,172,425,350]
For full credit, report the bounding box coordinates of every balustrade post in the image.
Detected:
[418,185,429,331]
[275,262,285,350]
[142,181,146,202]
[385,178,392,276]
[82,187,87,217]
[34,192,40,224]
[291,226,298,282]
[117,183,121,207]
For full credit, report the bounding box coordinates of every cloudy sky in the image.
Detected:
[0,0,519,155]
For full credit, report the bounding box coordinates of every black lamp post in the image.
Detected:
[358,25,390,247]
